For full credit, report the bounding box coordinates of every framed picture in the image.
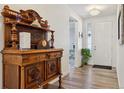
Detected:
[118,4,124,44]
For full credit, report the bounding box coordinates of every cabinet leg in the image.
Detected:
[43,84,49,89]
[58,74,62,88]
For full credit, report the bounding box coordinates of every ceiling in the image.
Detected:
[68,4,117,18]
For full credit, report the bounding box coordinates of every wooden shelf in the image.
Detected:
[2,48,64,54]
[3,5,55,49]
[4,21,55,32]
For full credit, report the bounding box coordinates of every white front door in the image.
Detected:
[93,21,112,66]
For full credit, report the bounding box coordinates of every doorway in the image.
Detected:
[87,21,113,66]
[69,17,77,70]
[93,21,112,66]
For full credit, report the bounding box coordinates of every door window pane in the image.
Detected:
[87,23,92,51]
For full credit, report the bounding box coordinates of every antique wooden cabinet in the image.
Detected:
[1,5,63,89]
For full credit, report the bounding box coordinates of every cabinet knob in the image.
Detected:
[46,54,50,58]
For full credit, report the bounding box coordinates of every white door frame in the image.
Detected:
[86,20,114,66]
[92,21,113,66]
[69,17,78,69]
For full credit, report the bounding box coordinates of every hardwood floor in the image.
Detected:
[48,65,119,89]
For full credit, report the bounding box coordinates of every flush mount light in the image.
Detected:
[89,8,101,16]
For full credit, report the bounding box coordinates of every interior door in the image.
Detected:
[93,21,112,66]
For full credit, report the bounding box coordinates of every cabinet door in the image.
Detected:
[46,59,59,79]
[24,62,45,88]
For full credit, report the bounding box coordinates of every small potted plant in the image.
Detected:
[81,48,91,67]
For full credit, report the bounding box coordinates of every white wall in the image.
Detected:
[83,15,118,67]
[0,4,83,88]
[116,5,124,88]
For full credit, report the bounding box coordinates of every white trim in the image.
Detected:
[84,15,117,67]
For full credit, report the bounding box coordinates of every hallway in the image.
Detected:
[51,65,118,89]
[0,4,123,89]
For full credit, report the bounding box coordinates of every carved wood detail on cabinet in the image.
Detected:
[2,50,63,89]
[47,59,58,79]
[25,62,45,88]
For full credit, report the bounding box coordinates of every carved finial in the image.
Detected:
[4,5,9,10]
[45,20,48,25]
[23,9,49,28]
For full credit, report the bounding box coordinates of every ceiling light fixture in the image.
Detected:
[89,8,101,16]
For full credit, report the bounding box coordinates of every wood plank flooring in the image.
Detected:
[48,65,119,89]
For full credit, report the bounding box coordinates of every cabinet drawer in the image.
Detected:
[46,59,58,79]
[48,52,62,59]
[22,55,38,63]
[22,54,46,63]
[39,54,46,61]
[24,62,45,88]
